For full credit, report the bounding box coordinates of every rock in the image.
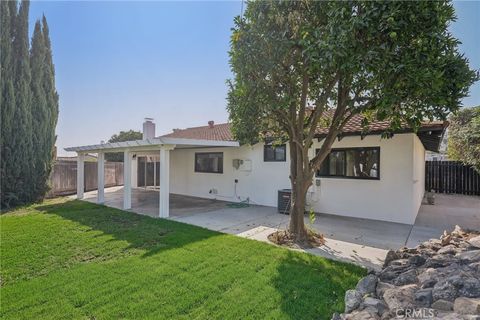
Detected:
[345,289,362,313]
[376,282,394,298]
[458,278,480,298]
[432,299,454,311]
[425,255,454,268]
[393,269,417,286]
[438,244,457,255]
[333,227,480,320]
[345,308,380,320]
[457,250,480,263]
[408,255,426,266]
[383,250,398,267]
[389,258,409,266]
[362,297,387,315]
[378,271,397,282]
[383,284,417,310]
[433,280,458,302]
[451,225,466,237]
[417,268,439,288]
[471,262,480,274]
[468,236,480,249]
[331,312,343,320]
[415,288,433,307]
[356,275,378,296]
[442,233,452,246]
[435,311,471,319]
[454,297,480,315]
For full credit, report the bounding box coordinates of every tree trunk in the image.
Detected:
[288,140,310,243]
[289,181,309,242]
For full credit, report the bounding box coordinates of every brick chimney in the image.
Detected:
[143,118,155,139]
[208,120,214,128]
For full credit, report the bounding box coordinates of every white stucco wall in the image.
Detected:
[309,134,424,224]
[168,144,291,206]
[412,135,426,216]
[132,133,426,224]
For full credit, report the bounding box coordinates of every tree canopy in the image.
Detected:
[227,0,478,241]
[447,106,480,172]
[105,130,143,162]
[1,0,59,208]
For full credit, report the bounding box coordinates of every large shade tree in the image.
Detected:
[227,1,477,242]
[447,106,480,172]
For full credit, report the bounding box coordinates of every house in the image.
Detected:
[65,117,446,224]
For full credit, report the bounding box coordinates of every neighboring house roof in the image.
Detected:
[161,117,447,152]
[162,123,234,141]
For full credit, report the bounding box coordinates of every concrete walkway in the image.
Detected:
[406,194,480,247]
[81,187,480,271]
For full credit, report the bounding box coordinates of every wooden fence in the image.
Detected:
[47,160,124,197]
[425,161,480,196]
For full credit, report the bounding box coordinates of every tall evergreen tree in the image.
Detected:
[30,20,48,200]
[41,15,59,197]
[11,0,33,204]
[1,1,58,208]
[1,0,18,207]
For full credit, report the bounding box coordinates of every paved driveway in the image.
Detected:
[407,194,480,247]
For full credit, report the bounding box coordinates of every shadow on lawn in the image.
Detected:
[272,250,365,319]
[36,200,220,258]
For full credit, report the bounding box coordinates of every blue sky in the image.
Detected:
[28,1,479,156]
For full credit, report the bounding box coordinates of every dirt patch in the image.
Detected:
[268,229,325,249]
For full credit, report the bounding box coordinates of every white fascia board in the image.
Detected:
[64,137,239,153]
[160,137,240,147]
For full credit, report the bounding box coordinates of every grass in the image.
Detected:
[0,198,365,319]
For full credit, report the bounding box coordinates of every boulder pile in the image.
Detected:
[332,226,480,319]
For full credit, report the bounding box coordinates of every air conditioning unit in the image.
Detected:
[277,189,291,214]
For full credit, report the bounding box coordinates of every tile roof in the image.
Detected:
[161,123,234,141]
[315,113,446,136]
[161,117,446,141]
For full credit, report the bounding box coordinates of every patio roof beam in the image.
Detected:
[64,137,239,153]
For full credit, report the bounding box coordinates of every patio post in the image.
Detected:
[159,146,171,218]
[97,152,105,204]
[76,153,85,199]
[123,150,132,209]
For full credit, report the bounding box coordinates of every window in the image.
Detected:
[317,147,380,179]
[195,152,223,173]
[264,144,286,162]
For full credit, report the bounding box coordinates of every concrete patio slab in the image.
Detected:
[79,187,479,271]
[237,226,386,271]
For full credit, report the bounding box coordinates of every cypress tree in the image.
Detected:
[41,15,59,198]
[1,1,58,208]
[1,0,17,207]
[11,0,33,204]
[30,20,48,200]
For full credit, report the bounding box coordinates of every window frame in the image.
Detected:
[316,146,380,180]
[194,152,224,174]
[263,143,287,162]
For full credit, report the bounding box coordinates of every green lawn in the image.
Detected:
[0,199,365,319]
